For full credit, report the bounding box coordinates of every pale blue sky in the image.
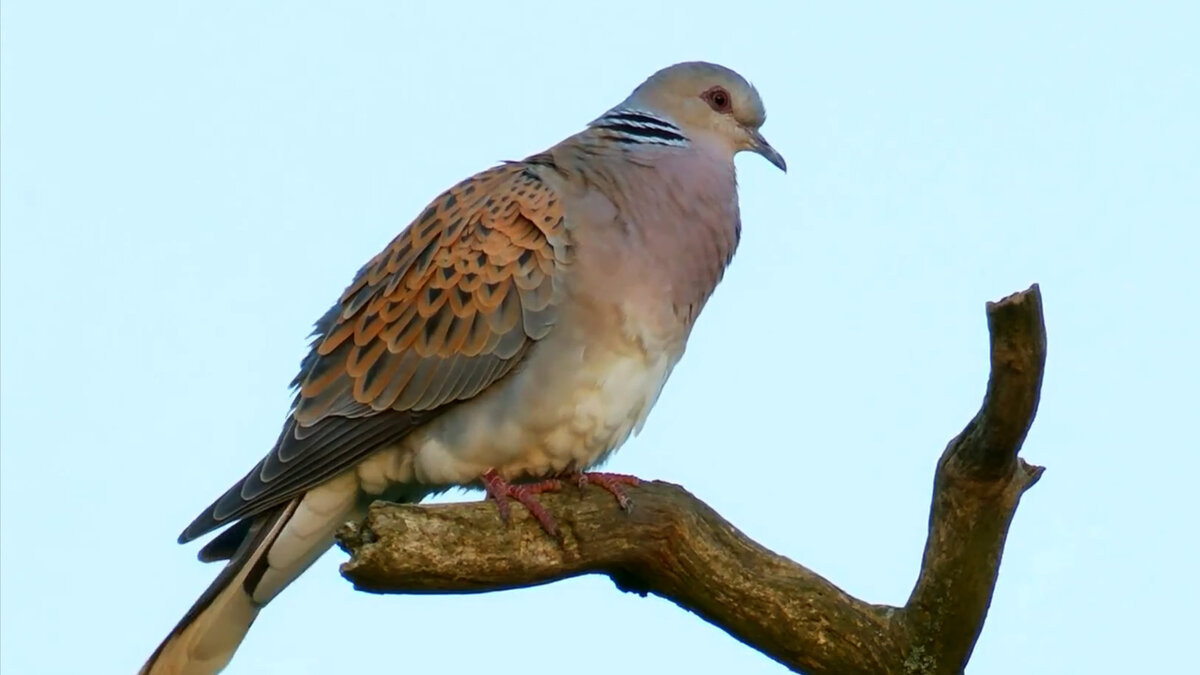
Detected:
[2,2,1197,673]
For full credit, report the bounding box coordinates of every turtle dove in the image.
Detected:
[141,60,785,675]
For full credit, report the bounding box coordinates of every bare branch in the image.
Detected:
[903,285,1047,672]
[337,285,1047,675]
[339,482,901,674]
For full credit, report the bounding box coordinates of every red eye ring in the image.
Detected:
[702,86,733,113]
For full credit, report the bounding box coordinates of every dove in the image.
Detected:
[140,60,785,675]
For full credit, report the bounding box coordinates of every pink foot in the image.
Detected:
[571,472,641,511]
[480,469,562,535]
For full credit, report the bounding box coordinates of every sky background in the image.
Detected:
[2,2,1197,673]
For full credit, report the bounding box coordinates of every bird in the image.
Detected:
[140,60,785,675]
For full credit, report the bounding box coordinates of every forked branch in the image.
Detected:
[337,285,1047,675]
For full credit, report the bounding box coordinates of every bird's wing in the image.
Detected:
[180,161,570,543]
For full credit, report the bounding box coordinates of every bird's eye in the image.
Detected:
[702,86,733,113]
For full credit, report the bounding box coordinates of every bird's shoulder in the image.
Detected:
[292,158,576,424]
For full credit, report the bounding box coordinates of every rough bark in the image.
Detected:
[336,285,1047,675]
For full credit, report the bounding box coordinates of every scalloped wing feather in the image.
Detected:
[179,162,570,542]
[299,164,568,421]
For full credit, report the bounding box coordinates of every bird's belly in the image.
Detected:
[354,336,679,492]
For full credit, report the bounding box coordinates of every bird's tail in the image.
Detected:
[140,475,364,675]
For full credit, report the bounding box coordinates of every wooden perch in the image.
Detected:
[336,285,1047,675]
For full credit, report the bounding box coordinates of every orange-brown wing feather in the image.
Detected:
[296,162,569,422]
[179,162,570,542]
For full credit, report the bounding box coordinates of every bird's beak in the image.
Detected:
[749,130,787,172]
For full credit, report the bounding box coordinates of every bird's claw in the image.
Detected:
[573,472,640,511]
[480,469,562,536]
[479,469,642,536]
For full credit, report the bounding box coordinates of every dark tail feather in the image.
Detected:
[138,501,297,675]
[196,520,253,563]
[141,479,428,674]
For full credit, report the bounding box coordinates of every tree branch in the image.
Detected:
[336,285,1047,675]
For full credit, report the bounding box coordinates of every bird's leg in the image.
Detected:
[569,471,641,511]
[480,469,562,536]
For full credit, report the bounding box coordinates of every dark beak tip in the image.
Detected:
[749,131,787,173]
[763,148,787,173]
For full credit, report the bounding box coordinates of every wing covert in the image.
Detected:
[180,162,571,543]
[299,163,569,422]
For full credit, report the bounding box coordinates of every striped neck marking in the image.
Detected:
[590,108,689,147]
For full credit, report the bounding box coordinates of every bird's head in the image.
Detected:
[622,61,786,172]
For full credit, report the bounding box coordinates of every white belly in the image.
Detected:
[354,328,683,493]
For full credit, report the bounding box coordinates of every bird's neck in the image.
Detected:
[585,108,690,149]
[550,135,741,332]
